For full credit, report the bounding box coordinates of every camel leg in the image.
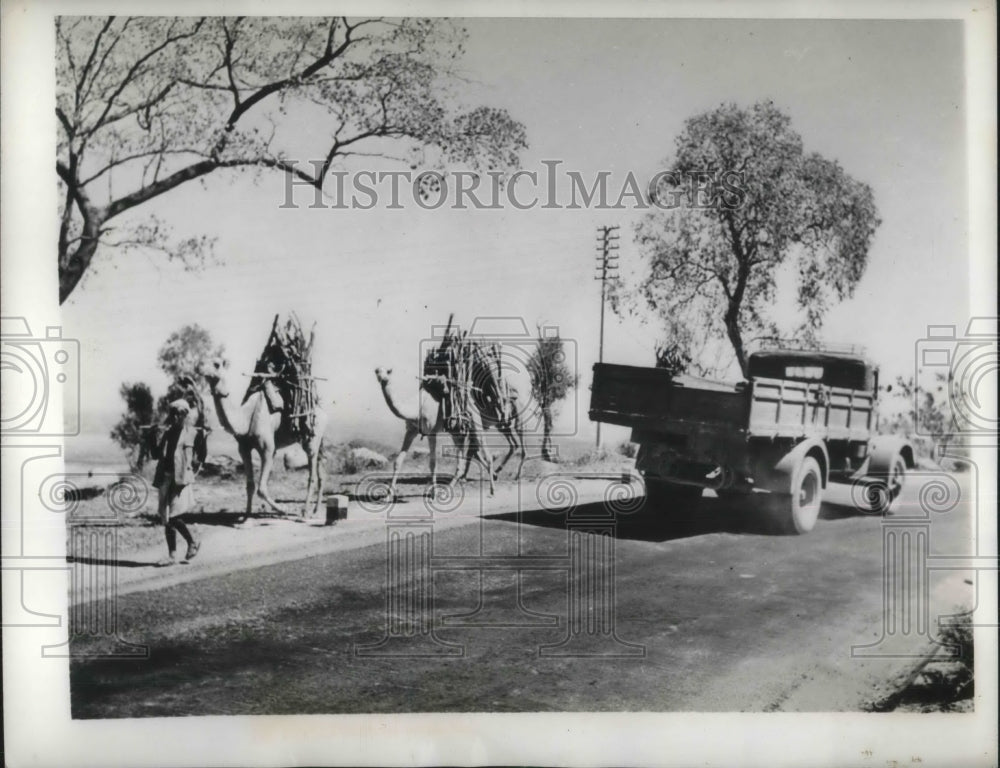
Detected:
[390,427,418,498]
[312,443,325,517]
[478,439,496,497]
[512,420,526,481]
[483,440,496,496]
[303,449,315,518]
[492,427,517,479]
[256,446,286,515]
[303,440,324,517]
[514,427,526,481]
[427,432,438,488]
[450,432,471,486]
[238,443,255,521]
[460,433,495,497]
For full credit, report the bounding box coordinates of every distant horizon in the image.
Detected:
[66,417,623,468]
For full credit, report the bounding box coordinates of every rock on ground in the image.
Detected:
[349,447,388,469]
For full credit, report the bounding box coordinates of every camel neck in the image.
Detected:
[379,379,417,422]
[210,386,247,436]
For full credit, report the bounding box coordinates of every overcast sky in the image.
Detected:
[59,18,968,449]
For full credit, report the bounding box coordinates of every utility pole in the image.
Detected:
[594,224,620,448]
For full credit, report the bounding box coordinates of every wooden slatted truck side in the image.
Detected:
[589,347,914,533]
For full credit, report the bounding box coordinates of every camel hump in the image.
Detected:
[262,381,284,413]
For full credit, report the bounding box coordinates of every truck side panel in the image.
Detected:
[826,388,875,441]
[748,378,874,441]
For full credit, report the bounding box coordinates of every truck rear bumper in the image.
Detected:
[636,443,749,491]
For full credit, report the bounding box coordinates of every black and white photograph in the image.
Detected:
[1,1,996,766]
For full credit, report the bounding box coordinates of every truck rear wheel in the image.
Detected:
[857,453,907,514]
[644,479,702,515]
[769,457,823,534]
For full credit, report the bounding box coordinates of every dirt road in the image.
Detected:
[70,472,976,716]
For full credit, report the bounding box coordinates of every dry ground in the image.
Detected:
[65,463,978,716]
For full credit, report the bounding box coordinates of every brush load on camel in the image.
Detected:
[422,315,519,436]
[200,314,329,520]
[373,313,527,500]
[245,313,323,442]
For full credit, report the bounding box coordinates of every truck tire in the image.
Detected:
[857,453,907,514]
[644,479,702,515]
[769,456,823,534]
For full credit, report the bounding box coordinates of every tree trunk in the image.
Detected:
[722,229,751,378]
[57,168,106,305]
[724,311,748,378]
[541,404,554,462]
[59,228,102,304]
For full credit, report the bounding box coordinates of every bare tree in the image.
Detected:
[56,17,527,303]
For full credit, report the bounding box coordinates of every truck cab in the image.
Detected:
[747,348,877,392]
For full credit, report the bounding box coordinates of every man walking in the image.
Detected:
[153,399,202,566]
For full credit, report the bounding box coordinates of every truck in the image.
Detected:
[588,343,914,534]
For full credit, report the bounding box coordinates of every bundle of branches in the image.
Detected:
[423,314,513,431]
[245,313,320,439]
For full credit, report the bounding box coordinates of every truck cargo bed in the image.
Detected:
[590,363,875,441]
[589,363,749,432]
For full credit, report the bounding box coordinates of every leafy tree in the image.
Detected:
[616,100,880,376]
[56,17,528,303]
[109,382,156,470]
[110,324,218,470]
[157,323,226,384]
[654,338,692,376]
[886,372,956,461]
[526,329,579,462]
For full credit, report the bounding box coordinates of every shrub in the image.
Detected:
[617,441,638,458]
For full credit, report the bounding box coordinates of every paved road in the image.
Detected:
[70,472,976,716]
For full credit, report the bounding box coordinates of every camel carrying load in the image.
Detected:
[245,314,322,442]
[373,314,526,500]
[202,314,328,520]
[422,315,518,436]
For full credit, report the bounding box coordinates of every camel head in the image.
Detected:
[374,367,393,387]
[201,358,230,396]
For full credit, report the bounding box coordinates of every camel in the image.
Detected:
[464,345,527,481]
[202,359,327,520]
[374,367,495,498]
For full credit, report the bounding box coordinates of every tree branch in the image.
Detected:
[220,17,243,110]
[217,16,376,135]
[76,16,116,113]
[84,18,205,139]
[80,18,133,110]
[82,147,202,187]
[103,158,217,219]
[56,106,75,138]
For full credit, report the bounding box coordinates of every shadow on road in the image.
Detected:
[340,474,461,505]
[487,495,870,543]
[134,510,303,527]
[66,555,161,568]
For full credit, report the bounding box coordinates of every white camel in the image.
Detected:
[374,367,495,498]
[203,359,328,519]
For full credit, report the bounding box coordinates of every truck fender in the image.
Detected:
[867,436,915,476]
[758,439,830,494]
